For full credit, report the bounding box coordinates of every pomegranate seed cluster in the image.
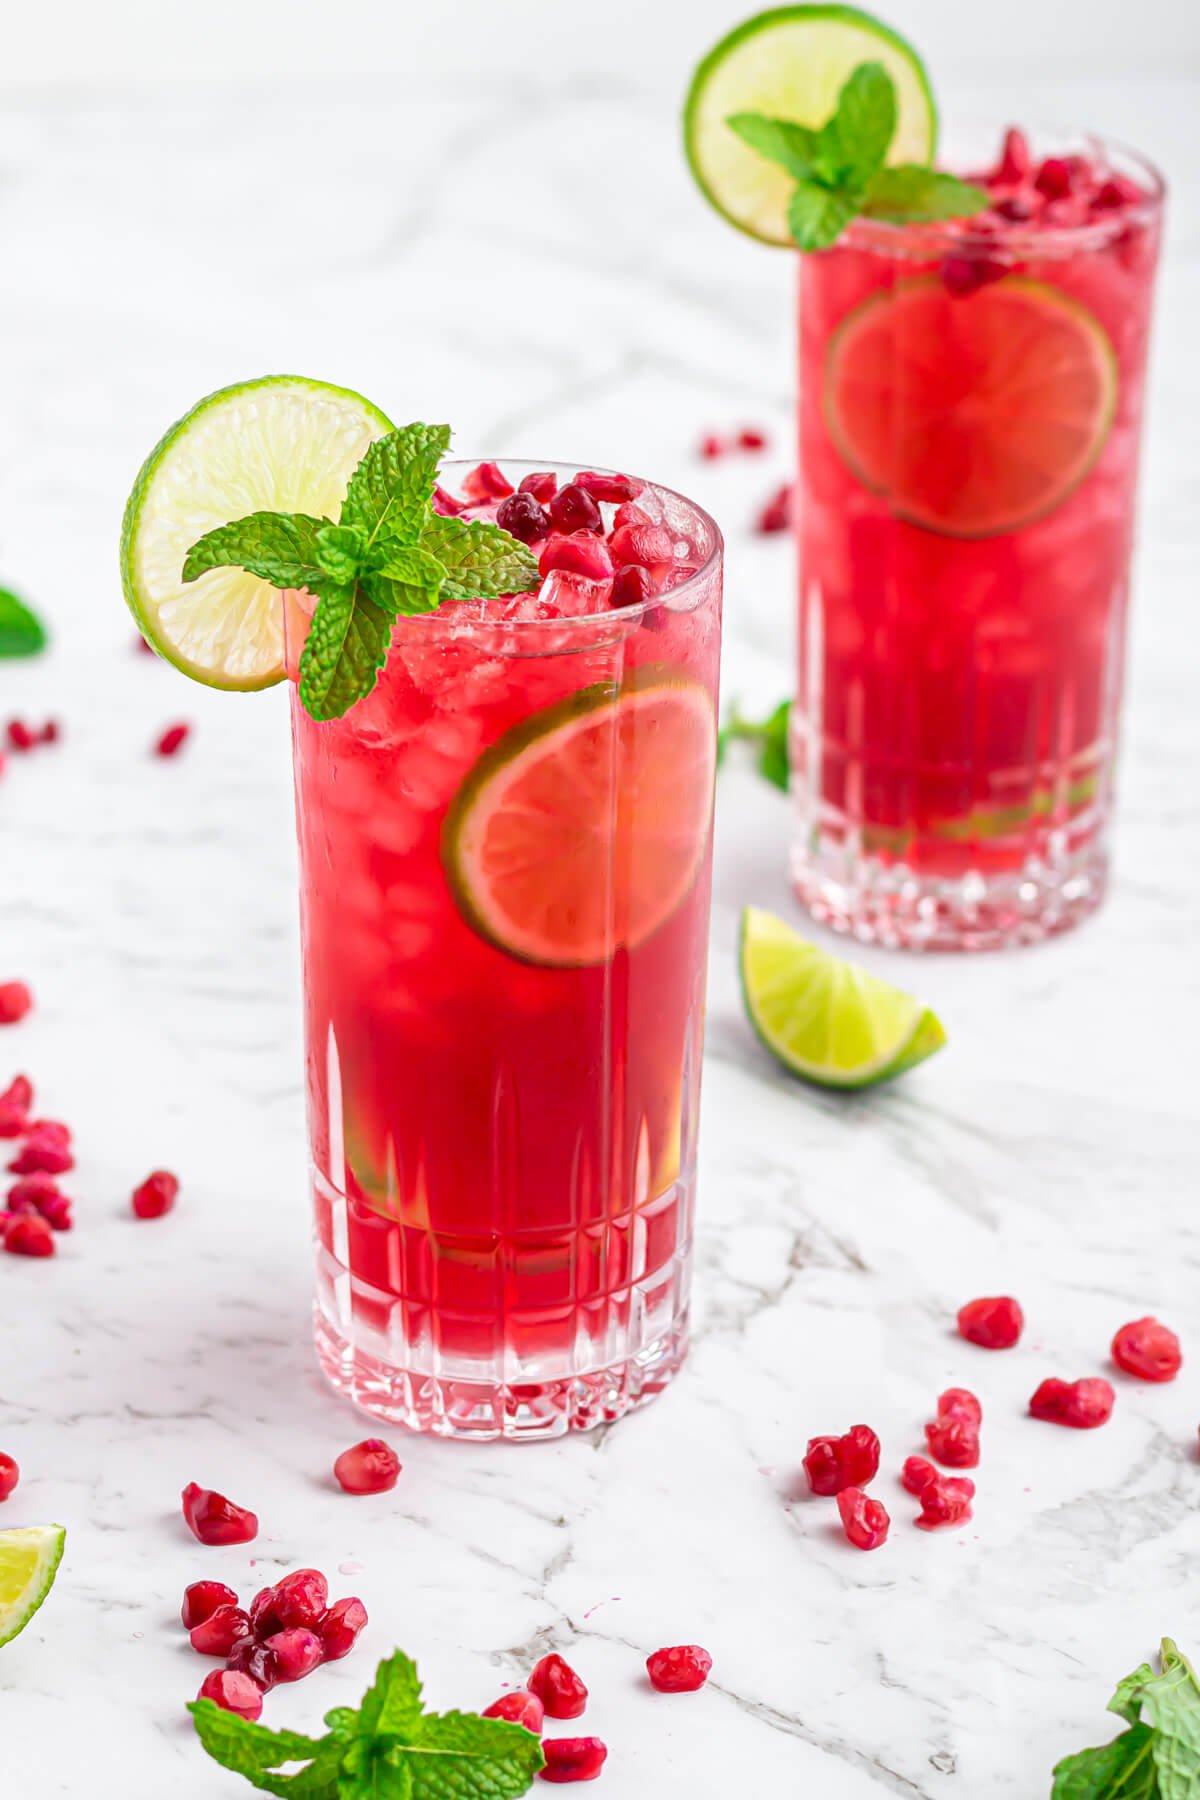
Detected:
[697,425,771,459]
[5,718,60,755]
[184,1564,368,1721]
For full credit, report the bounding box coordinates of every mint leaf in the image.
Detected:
[182,512,330,589]
[188,1700,332,1795]
[341,423,451,551]
[358,1652,424,1739]
[362,544,446,619]
[421,516,540,603]
[725,112,819,179]
[787,180,861,251]
[399,1709,544,1798]
[1111,1641,1200,1800]
[298,579,396,722]
[0,586,47,657]
[315,523,368,586]
[719,697,790,791]
[863,165,989,222]
[1051,1722,1160,1799]
[818,61,896,185]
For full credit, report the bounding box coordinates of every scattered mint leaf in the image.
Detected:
[398,1708,544,1798]
[0,586,48,657]
[1052,1642,1200,1800]
[726,112,819,179]
[357,1652,424,1739]
[788,180,862,252]
[340,423,451,551]
[189,1702,330,1795]
[1051,1721,1160,1799]
[817,61,896,186]
[421,515,540,603]
[719,697,790,791]
[863,165,991,223]
[182,512,331,590]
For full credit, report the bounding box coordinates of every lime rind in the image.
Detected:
[120,375,394,691]
[0,1524,66,1650]
[684,4,937,247]
[739,905,945,1088]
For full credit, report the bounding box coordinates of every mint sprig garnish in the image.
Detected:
[189,1650,545,1796]
[0,586,48,658]
[182,422,540,722]
[728,62,988,250]
[1051,1638,1200,1798]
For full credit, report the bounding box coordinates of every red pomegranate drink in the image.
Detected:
[792,128,1164,948]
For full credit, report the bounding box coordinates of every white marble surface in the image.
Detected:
[1,57,1198,1800]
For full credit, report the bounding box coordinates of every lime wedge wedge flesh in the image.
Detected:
[0,1524,66,1649]
[684,4,937,246]
[120,375,393,691]
[739,906,946,1087]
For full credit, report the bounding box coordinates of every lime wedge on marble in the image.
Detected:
[0,1524,65,1649]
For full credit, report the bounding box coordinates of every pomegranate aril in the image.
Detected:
[924,1416,980,1469]
[155,723,190,758]
[39,721,60,745]
[0,1451,19,1502]
[0,1104,27,1138]
[539,1738,607,1784]
[802,1438,842,1496]
[197,1669,263,1721]
[190,1605,252,1657]
[272,1567,329,1631]
[1093,174,1144,212]
[226,1638,278,1690]
[3,1214,55,1257]
[1035,156,1074,199]
[737,427,769,451]
[249,1585,286,1641]
[1112,1317,1182,1383]
[319,1596,368,1661]
[433,483,467,516]
[265,1627,324,1683]
[0,983,33,1025]
[575,470,644,503]
[612,501,651,532]
[7,1173,59,1209]
[483,1690,545,1733]
[547,484,603,537]
[529,1653,588,1721]
[333,1437,401,1495]
[0,1076,32,1113]
[1030,1377,1116,1429]
[915,1475,976,1531]
[181,1579,239,1630]
[496,492,551,544]
[181,1482,259,1546]
[901,1456,937,1496]
[994,126,1032,186]
[992,194,1036,223]
[836,1487,890,1551]
[646,1644,712,1692]
[937,1387,982,1425]
[941,252,1012,298]
[537,533,614,583]
[839,1424,881,1486]
[8,1128,73,1176]
[462,461,515,502]
[132,1169,179,1220]
[755,483,792,533]
[6,721,37,752]
[39,1192,72,1231]
[957,1296,1023,1350]
[519,471,558,503]
[803,1424,880,1495]
[698,433,725,459]
[610,564,656,611]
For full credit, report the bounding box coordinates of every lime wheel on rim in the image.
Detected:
[444,679,717,967]
[824,277,1118,537]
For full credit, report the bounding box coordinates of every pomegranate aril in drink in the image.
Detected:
[272,1567,329,1630]
[462,461,515,503]
[482,1690,545,1733]
[901,1456,937,1496]
[3,1214,55,1256]
[1035,156,1075,199]
[265,1627,324,1683]
[181,1579,239,1630]
[226,1637,278,1690]
[608,522,674,568]
[1029,1377,1116,1428]
[547,484,603,537]
[958,1296,1023,1350]
[612,500,651,532]
[197,1669,263,1721]
[190,1605,252,1657]
[519,471,558,503]
[0,1452,18,1501]
[803,1424,880,1495]
[132,1170,179,1219]
[575,470,644,503]
[924,1416,979,1468]
[994,126,1032,186]
[496,492,551,545]
[937,1388,982,1425]
[0,983,33,1026]
[181,1482,259,1546]
[915,1475,975,1531]
[755,484,792,533]
[836,1487,890,1551]
[992,194,1036,223]
[610,564,655,610]
[433,484,466,516]
[319,1596,368,1660]
[333,1438,401,1495]
[529,1653,588,1720]
[1093,174,1144,212]
[1111,1317,1182,1382]
[538,533,614,584]
[646,1644,712,1692]
[155,723,190,758]
[941,252,1011,298]
[539,1738,608,1783]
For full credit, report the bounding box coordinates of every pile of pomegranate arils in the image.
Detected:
[435,464,700,623]
[808,1297,1182,1551]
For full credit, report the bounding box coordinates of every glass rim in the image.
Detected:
[426,457,724,637]
[838,127,1166,261]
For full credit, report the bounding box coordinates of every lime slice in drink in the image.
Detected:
[120,376,393,690]
[739,906,946,1087]
[825,278,1117,536]
[0,1524,66,1649]
[444,679,717,967]
[684,5,937,246]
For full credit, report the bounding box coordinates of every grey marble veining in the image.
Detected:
[0,67,1198,1798]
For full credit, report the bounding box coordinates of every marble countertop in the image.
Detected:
[1,60,1198,1799]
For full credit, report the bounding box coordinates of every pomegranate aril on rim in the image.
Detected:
[1029,1377,1116,1429]
[0,1451,18,1502]
[957,1295,1023,1350]
[132,1169,179,1219]
[265,1627,324,1683]
[319,1596,368,1661]
[1112,1317,1182,1383]
[575,470,644,503]
[181,1482,259,1546]
[529,1653,588,1720]
[190,1605,252,1658]
[646,1644,712,1692]
[482,1690,545,1733]
[197,1669,263,1721]
[539,1738,608,1783]
[333,1438,401,1495]
[837,1487,890,1551]
[915,1475,975,1531]
[462,461,515,503]
[0,983,34,1026]
[181,1579,239,1630]
[3,1214,55,1257]
[496,492,551,545]
[433,483,466,516]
